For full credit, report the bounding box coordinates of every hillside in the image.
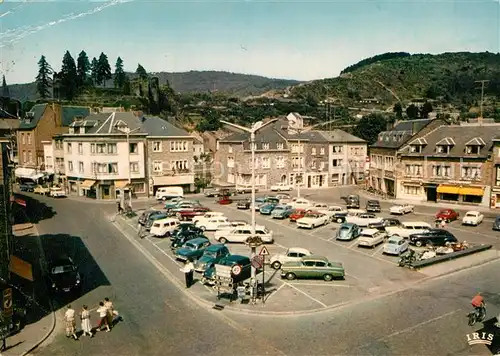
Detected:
[290,52,500,110]
[7,71,301,101]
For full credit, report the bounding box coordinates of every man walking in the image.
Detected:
[96,302,111,332]
[181,259,195,288]
[64,305,78,340]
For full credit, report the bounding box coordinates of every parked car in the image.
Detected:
[253,197,267,210]
[270,183,293,191]
[357,228,386,248]
[435,209,459,222]
[214,225,273,244]
[143,212,169,230]
[236,185,257,194]
[342,194,360,209]
[202,255,254,285]
[289,208,308,222]
[409,229,458,247]
[175,237,211,261]
[290,198,314,210]
[194,216,229,231]
[150,218,180,237]
[385,221,432,238]
[368,218,401,231]
[19,182,35,192]
[164,198,188,210]
[214,220,248,232]
[171,231,206,250]
[217,196,233,205]
[236,199,251,210]
[259,203,277,215]
[155,186,184,200]
[493,216,500,231]
[345,213,383,227]
[462,211,484,226]
[296,212,329,229]
[389,204,414,215]
[48,256,82,294]
[49,187,66,198]
[383,236,409,255]
[194,244,231,273]
[269,247,313,270]
[366,200,381,213]
[139,210,167,226]
[171,223,203,239]
[336,223,361,241]
[271,205,294,219]
[281,256,345,281]
[204,189,220,197]
[192,212,225,225]
[34,184,50,195]
[174,206,211,221]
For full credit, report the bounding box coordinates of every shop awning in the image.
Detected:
[115,180,129,189]
[14,167,44,180]
[80,180,96,189]
[437,185,460,194]
[458,187,484,196]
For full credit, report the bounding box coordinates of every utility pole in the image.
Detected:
[475,80,489,119]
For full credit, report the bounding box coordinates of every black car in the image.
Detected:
[144,213,169,230]
[48,257,82,294]
[342,194,360,209]
[493,216,500,231]
[236,199,251,210]
[204,189,220,197]
[368,218,400,231]
[171,223,203,239]
[409,229,458,247]
[171,232,207,250]
[366,200,381,213]
[19,183,35,192]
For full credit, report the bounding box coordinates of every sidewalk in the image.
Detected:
[3,209,56,356]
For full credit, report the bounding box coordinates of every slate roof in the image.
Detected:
[86,112,146,135]
[371,118,434,149]
[18,104,47,129]
[318,130,366,143]
[399,124,500,158]
[0,108,17,119]
[140,116,190,137]
[18,104,90,130]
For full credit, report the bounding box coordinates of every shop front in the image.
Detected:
[436,184,485,205]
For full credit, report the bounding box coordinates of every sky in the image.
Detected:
[0,0,499,84]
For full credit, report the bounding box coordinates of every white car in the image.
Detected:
[195,217,229,231]
[192,212,225,225]
[49,187,66,198]
[215,220,248,232]
[296,212,329,229]
[270,183,293,191]
[383,236,409,255]
[269,247,313,270]
[345,213,383,227]
[462,211,484,226]
[315,205,348,223]
[389,204,414,215]
[290,198,314,209]
[357,229,386,248]
[214,225,273,244]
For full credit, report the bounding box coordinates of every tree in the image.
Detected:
[59,50,78,100]
[136,64,148,81]
[421,102,433,118]
[35,55,53,99]
[406,104,419,120]
[352,114,387,145]
[1,76,9,98]
[393,102,403,119]
[76,50,91,89]
[96,52,112,86]
[90,57,98,85]
[122,76,131,95]
[196,109,222,132]
[113,57,126,89]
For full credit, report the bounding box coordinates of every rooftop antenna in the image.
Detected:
[475,79,489,123]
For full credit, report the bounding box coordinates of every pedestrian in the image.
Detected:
[117,201,123,214]
[180,258,194,288]
[64,305,78,340]
[104,297,118,326]
[440,219,447,228]
[80,305,93,337]
[96,302,111,332]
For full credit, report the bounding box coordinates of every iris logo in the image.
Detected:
[466,332,494,346]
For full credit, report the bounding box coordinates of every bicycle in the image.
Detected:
[467,306,486,326]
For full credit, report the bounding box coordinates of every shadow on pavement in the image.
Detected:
[474,318,500,354]
[12,194,56,224]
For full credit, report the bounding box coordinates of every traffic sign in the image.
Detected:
[259,246,270,256]
[231,264,242,276]
[251,256,263,269]
[3,288,12,318]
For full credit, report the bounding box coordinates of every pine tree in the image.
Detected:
[1,75,9,98]
[96,52,112,86]
[90,57,98,85]
[59,50,78,100]
[136,64,148,81]
[76,50,91,89]
[35,55,53,99]
[122,76,131,95]
[113,57,126,89]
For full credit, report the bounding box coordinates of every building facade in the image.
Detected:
[396,120,498,207]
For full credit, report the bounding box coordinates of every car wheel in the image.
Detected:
[415,240,423,247]
[285,272,296,280]
[336,217,343,223]
[218,237,228,243]
[323,274,333,281]
[272,261,281,270]
[162,196,167,201]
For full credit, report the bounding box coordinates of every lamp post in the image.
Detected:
[220,119,277,301]
[125,127,141,211]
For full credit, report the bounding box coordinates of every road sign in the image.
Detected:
[231,264,242,275]
[251,256,263,269]
[259,246,270,256]
[215,264,232,279]
[2,288,12,318]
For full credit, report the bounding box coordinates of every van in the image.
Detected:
[150,218,180,237]
[385,221,431,238]
[155,186,184,201]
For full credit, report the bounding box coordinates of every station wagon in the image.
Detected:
[281,256,345,281]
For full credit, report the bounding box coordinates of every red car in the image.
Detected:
[217,196,233,205]
[289,208,311,222]
[175,207,210,221]
[435,209,459,222]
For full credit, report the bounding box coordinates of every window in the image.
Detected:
[436,145,451,154]
[130,162,139,173]
[262,157,270,168]
[332,145,342,153]
[129,143,138,154]
[27,133,31,145]
[21,133,25,145]
[108,163,118,174]
[496,167,500,186]
[55,140,63,150]
[320,147,325,155]
[384,157,394,169]
[227,156,234,168]
[405,164,422,176]
[320,161,325,170]
[132,183,145,193]
[410,145,422,153]
[107,143,117,154]
[67,143,72,153]
[262,143,269,150]
[78,161,84,173]
[170,141,188,152]
[95,144,105,154]
[277,143,284,150]
[332,159,343,167]
[171,160,189,171]
[78,143,83,154]
[465,145,480,155]
[28,151,33,163]
[153,141,162,152]
[228,145,233,154]
[432,165,451,177]
[153,161,162,173]
[404,186,420,195]
[292,157,304,168]
[311,148,316,155]
[461,166,481,179]
[68,161,74,172]
[276,156,285,169]
[251,143,257,151]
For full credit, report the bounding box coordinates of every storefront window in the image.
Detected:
[439,193,459,202]
[462,194,482,204]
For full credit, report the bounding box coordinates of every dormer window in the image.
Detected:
[465,137,485,155]
[435,137,455,154]
[408,138,427,154]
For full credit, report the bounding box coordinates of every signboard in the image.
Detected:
[2,288,12,318]
[231,265,242,276]
[214,265,233,294]
[259,246,270,256]
[251,256,264,269]
[214,264,232,279]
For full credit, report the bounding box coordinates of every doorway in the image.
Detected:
[307,176,312,188]
[281,175,287,184]
[102,185,111,199]
[426,187,437,202]
[319,175,324,187]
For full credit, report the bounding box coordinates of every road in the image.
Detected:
[27,190,500,355]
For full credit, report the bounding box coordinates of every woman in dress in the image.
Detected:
[64,305,78,340]
[80,305,93,337]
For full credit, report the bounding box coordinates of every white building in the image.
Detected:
[42,140,54,174]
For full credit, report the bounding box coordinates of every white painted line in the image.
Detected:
[348,240,358,249]
[153,238,171,246]
[447,226,498,239]
[372,245,384,256]
[310,223,335,234]
[282,280,327,307]
[203,284,215,294]
[146,237,183,267]
[265,284,285,303]
[288,282,353,288]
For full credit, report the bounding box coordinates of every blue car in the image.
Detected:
[271,205,294,219]
[260,203,277,215]
[253,197,267,210]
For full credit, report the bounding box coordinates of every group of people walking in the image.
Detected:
[64,297,121,340]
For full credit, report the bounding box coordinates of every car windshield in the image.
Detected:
[362,233,375,238]
[387,239,398,245]
[465,213,476,217]
[184,242,197,250]
[304,214,318,218]
[51,265,74,274]
[204,251,217,258]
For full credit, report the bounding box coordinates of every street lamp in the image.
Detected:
[220,119,277,301]
[124,127,141,211]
